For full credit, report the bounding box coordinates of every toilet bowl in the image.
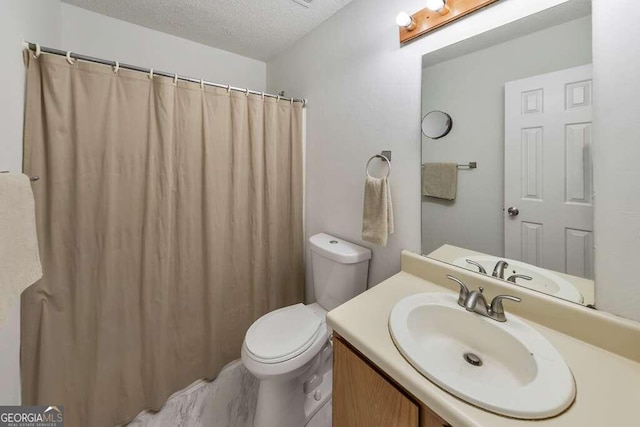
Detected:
[241,233,371,427]
[242,303,332,427]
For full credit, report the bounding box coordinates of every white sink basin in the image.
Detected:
[452,256,584,304]
[389,293,575,419]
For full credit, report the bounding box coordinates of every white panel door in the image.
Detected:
[504,64,593,279]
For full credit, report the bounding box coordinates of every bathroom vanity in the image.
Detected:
[333,335,449,426]
[328,252,640,427]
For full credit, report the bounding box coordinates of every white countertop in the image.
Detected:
[327,271,640,427]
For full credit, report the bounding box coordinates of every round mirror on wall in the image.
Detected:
[421,110,453,139]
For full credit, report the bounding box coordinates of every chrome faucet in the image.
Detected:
[447,275,522,322]
[492,260,509,279]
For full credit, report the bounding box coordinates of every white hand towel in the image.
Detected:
[0,173,42,326]
[362,176,394,246]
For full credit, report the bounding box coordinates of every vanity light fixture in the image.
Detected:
[396,12,417,31]
[398,0,499,44]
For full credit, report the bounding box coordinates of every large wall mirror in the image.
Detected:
[421,0,596,307]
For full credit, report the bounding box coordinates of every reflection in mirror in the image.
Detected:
[420,2,595,307]
[429,245,594,307]
[422,110,453,139]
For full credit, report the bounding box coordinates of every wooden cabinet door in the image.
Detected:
[333,336,419,427]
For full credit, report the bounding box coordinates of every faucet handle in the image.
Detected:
[465,259,487,274]
[490,295,522,321]
[446,275,470,306]
[506,274,533,283]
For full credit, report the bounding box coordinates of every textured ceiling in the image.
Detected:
[62,0,353,61]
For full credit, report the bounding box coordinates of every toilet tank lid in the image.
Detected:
[309,233,371,264]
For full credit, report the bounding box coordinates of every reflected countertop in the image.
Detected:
[426,244,595,306]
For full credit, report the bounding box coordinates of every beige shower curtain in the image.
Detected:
[21,54,304,426]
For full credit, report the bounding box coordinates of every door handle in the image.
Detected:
[507,207,519,216]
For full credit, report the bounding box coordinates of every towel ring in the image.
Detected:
[366,154,391,179]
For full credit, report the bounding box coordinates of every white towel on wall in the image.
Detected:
[0,173,42,326]
[362,176,394,246]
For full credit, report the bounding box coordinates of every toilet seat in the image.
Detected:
[245,304,324,364]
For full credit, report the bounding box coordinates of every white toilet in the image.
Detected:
[241,233,371,427]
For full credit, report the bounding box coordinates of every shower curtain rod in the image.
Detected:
[23,42,307,106]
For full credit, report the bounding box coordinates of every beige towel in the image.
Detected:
[0,173,42,326]
[422,162,458,200]
[362,176,394,246]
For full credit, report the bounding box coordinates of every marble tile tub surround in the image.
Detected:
[124,359,332,427]
[402,251,640,363]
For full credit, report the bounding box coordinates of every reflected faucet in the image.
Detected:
[492,260,509,279]
[447,275,522,322]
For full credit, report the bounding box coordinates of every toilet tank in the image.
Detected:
[309,233,371,311]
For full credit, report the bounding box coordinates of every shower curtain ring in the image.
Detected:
[149,69,154,80]
[227,84,231,94]
[173,73,178,85]
[290,97,294,105]
[245,88,250,97]
[66,51,75,65]
[276,95,281,103]
[200,79,205,90]
[261,91,265,100]
[32,43,41,59]
[112,61,119,74]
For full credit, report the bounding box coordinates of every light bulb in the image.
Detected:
[396,12,411,27]
[426,0,448,12]
[396,12,417,30]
